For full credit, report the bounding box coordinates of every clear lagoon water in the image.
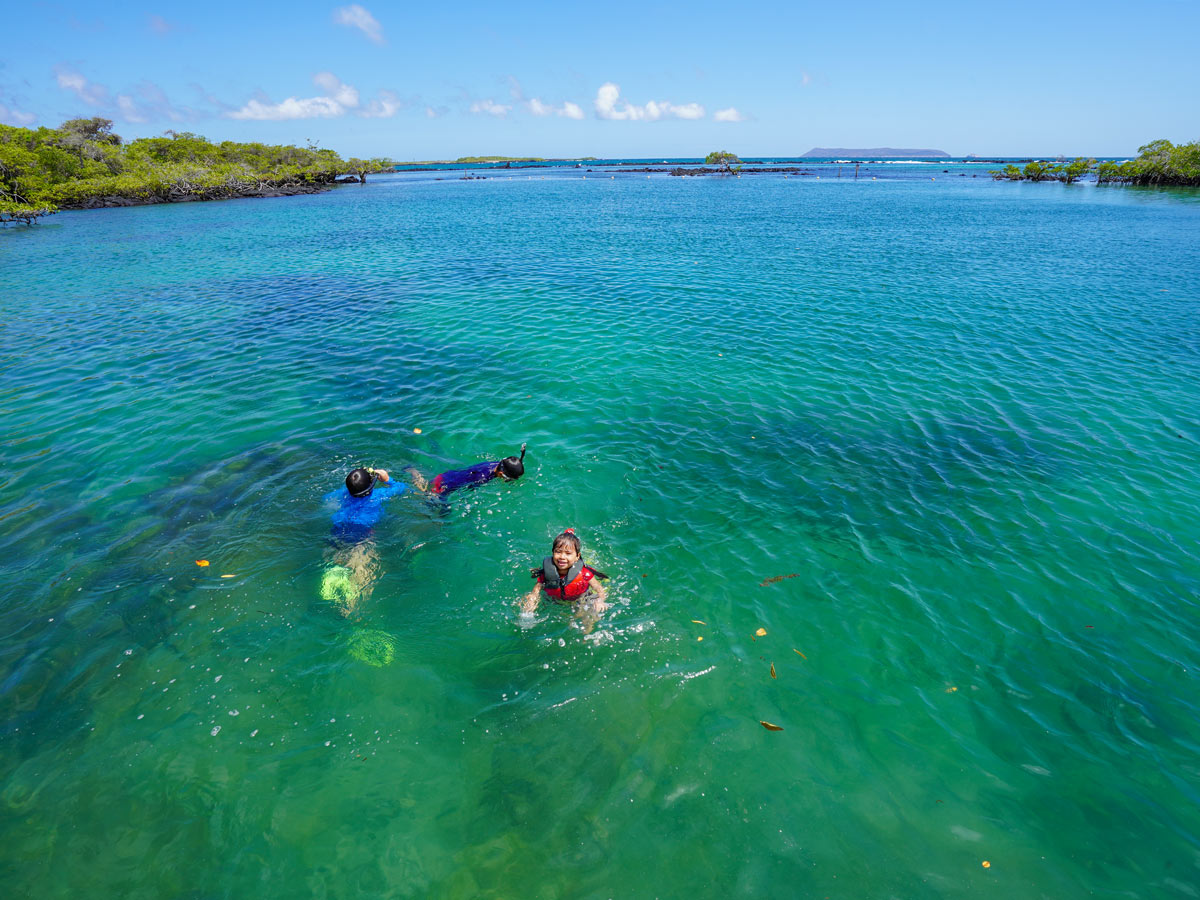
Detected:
[2,164,1199,898]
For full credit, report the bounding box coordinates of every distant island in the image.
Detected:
[391,156,599,167]
[802,148,950,158]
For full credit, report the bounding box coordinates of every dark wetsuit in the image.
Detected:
[430,461,499,495]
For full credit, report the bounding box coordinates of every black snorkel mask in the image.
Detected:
[499,443,527,480]
[346,467,376,497]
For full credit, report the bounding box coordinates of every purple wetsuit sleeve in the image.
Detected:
[432,461,498,494]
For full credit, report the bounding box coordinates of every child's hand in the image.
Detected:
[374,468,390,483]
[406,467,428,492]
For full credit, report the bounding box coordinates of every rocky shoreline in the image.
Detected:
[60,180,336,210]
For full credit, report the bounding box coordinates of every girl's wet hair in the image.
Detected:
[552,528,581,554]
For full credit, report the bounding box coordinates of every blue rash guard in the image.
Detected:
[324,481,406,544]
[431,461,499,495]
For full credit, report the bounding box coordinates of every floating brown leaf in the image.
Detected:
[759,573,800,587]
[760,720,783,731]
[770,663,776,679]
[793,649,807,659]
[195,560,209,567]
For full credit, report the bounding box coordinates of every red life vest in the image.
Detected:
[535,558,596,602]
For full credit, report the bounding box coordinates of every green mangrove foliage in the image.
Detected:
[990,157,1097,183]
[0,118,391,224]
[704,150,741,174]
[1096,139,1200,186]
[992,141,1200,186]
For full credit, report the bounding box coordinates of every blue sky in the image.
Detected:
[4,0,1198,159]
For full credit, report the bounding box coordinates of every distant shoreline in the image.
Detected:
[802,147,950,158]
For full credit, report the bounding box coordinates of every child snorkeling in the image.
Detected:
[321,466,405,616]
[409,444,526,496]
[522,528,609,632]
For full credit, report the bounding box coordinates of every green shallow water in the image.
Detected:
[2,171,1200,898]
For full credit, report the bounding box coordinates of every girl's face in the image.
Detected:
[552,542,580,573]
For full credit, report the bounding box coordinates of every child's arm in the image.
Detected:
[520,585,542,615]
[589,579,609,615]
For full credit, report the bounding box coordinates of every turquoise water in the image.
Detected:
[2,169,1199,898]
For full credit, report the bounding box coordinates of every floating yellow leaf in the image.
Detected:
[195,560,209,567]
[691,619,706,625]
[770,663,776,679]
[755,627,767,637]
[220,574,236,579]
[760,720,783,731]
[696,636,704,642]
[413,428,422,434]
[946,686,958,693]
[982,861,991,869]
[793,649,807,659]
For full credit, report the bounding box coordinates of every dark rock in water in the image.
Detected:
[335,176,359,183]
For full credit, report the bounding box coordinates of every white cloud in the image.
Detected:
[116,95,147,122]
[313,71,359,107]
[669,102,705,120]
[0,103,36,126]
[229,96,345,121]
[801,71,812,87]
[425,105,448,119]
[51,66,194,122]
[229,71,385,121]
[529,97,584,119]
[470,98,511,117]
[593,82,705,122]
[333,4,384,45]
[55,66,110,106]
[713,107,745,123]
[360,89,403,118]
[134,80,188,121]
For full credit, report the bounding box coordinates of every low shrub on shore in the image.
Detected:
[1,118,390,224]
